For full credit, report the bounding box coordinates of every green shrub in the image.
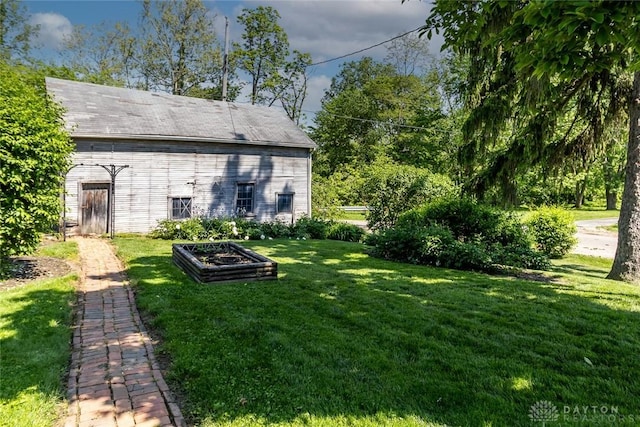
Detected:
[526,207,577,258]
[327,222,366,242]
[178,217,206,240]
[400,199,494,240]
[367,224,500,271]
[245,226,264,240]
[1,63,74,270]
[293,216,330,239]
[492,243,551,270]
[362,163,457,231]
[259,220,292,238]
[200,217,226,239]
[149,216,365,242]
[367,225,434,264]
[149,219,181,239]
[368,225,454,265]
[443,240,495,272]
[370,198,550,273]
[398,198,532,247]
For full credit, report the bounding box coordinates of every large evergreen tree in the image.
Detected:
[419,0,640,281]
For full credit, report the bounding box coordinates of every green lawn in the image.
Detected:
[115,237,640,427]
[570,208,619,222]
[335,211,367,221]
[35,240,80,261]
[0,242,78,427]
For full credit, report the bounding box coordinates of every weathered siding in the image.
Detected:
[65,139,312,234]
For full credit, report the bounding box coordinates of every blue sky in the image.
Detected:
[23,0,439,121]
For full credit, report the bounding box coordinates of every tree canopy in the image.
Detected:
[138,0,223,96]
[420,0,640,281]
[234,6,289,105]
[312,54,460,177]
[0,0,37,61]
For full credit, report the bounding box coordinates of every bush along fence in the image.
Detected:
[150,216,366,243]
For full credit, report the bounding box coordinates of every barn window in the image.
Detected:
[277,193,294,214]
[171,197,192,219]
[236,183,255,214]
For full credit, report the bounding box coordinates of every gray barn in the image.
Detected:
[46,78,316,235]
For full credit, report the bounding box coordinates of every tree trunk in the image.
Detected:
[575,179,586,209]
[608,70,640,281]
[605,188,617,210]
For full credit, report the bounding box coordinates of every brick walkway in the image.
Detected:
[65,237,185,427]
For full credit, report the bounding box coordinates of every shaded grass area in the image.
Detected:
[0,275,77,426]
[115,237,640,426]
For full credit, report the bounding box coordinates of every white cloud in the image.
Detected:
[29,12,72,51]
[227,1,442,116]
[247,0,435,60]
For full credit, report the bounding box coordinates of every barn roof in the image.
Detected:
[45,77,316,150]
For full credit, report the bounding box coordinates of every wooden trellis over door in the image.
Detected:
[80,182,110,235]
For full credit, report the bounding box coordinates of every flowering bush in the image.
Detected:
[150,215,364,243]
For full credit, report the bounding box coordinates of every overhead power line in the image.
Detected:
[303,109,432,132]
[307,26,423,67]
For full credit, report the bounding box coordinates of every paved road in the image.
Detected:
[572,218,618,259]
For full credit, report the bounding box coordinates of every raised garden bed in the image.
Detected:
[172,241,278,283]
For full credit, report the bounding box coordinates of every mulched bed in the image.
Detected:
[0,257,74,291]
[197,250,256,266]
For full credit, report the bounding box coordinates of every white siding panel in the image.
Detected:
[65,139,312,233]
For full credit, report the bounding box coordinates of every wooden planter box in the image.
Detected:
[172,241,278,283]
